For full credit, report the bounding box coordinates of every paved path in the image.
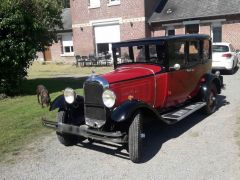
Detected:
[1,69,240,180]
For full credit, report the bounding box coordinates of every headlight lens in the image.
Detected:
[102,89,116,108]
[64,88,76,104]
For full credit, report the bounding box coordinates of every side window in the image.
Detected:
[188,40,200,65]
[203,40,210,62]
[148,45,158,62]
[168,41,186,68]
[133,45,145,62]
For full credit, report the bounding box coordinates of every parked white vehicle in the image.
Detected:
[212,42,238,74]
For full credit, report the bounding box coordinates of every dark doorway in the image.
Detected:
[43,48,52,61]
[185,24,199,34]
[97,43,109,54]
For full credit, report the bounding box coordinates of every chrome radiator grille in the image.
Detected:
[84,81,106,128]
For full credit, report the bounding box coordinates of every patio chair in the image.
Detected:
[81,56,89,67]
[105,53,112,66]
[75,55,82,67]
[89,54,98,66]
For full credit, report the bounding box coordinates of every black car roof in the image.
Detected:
[112,34,210,48]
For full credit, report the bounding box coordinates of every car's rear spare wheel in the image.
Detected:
[56,111,83,146]
[128,111,144,163]
[203,84,218,115]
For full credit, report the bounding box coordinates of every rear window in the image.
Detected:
[213,45,229,52]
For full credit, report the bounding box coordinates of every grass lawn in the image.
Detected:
[0,62,112,161]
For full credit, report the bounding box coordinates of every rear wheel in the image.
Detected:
[128,111,144,163]
[202,84,218,115]
[56,111,83,146]
[229,63,235,74]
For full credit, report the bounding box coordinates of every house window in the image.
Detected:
[212,26,222,42]
[108,0,120,6]
[185,24,199,34]
[89,0,100,8]
[59,0,70,8]
[167,29,175,36]
[62,34,74,55]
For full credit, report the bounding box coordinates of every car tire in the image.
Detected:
[128,111,143,163]
[56,111,83,146]
[229,63,235,74]
[202,84,218,115]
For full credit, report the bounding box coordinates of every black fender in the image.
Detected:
[200,73,223,101]
[49,95,66,111]
[202,73,223,94]
[111,100,163,123]
[50,94,85,125]
[49,95,84,111]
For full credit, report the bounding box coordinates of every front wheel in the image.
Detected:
[56,111,82,146]
[202,84,218,115]
[128,111,144,163]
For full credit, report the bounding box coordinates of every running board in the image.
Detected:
[161,102,206,123]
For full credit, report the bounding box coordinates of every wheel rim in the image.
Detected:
[208,90,216,111]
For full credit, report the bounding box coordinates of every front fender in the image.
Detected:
[49,95,66,111]
[111,100,161,123]
[49,95,84,111]
[203,73,223,94]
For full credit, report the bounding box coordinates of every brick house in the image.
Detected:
[41,0,240,63]
[71,0,159,57]
[149,0,240,49]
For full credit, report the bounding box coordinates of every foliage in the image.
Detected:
[0,0,63,95]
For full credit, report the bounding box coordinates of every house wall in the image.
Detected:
[152,21,240,50]
[71,0,145,24]
[70,0,156,56]
[222,22,240,50]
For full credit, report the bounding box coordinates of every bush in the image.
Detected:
[0,0,63,95]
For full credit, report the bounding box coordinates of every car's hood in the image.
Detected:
[101,64,162,84]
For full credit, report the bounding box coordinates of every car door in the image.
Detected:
[166,40,193,107]
[185,40,203,96]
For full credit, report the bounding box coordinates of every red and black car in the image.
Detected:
[43,34,224,163]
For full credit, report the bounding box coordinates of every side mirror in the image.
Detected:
[170,64,181,71]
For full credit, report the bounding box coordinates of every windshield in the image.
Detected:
[213,45,229,53]
[113,43,166,66]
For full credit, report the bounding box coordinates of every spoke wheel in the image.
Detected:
[56,111,84,146]
[203,84,217,115]
[128,111,144,163]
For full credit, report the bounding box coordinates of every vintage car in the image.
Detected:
[43,34,224,163]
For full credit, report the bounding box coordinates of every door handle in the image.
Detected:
[186,68,194,72]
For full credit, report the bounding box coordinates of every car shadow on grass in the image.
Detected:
[73,95,228,163]
[21,77,88,95]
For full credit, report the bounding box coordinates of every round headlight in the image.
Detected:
[102,89,116,108]
[64,88,76,104]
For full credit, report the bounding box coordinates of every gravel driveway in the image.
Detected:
[1,69,240,180]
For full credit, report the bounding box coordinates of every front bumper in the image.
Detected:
[42,118,127,144]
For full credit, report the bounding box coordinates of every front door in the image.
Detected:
[43,47,52,61]
[166,40,192,107]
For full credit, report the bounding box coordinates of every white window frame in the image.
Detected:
[61,34,74,56]
[165,26,175,36]
[88,0,100,9]
[108,0,120,6]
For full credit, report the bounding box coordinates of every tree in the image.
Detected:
[0,0,63,95]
